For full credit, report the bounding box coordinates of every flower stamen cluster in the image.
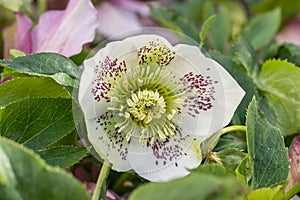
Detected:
[127,89,166,124]
[107,63,183,145]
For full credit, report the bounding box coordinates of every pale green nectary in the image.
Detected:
[78,34,245,182]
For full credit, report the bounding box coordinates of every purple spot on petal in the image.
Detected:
[138,39,175,66]
[91,56,127,102]
[147,126,190,167]
[95,112,128,161]
[180,71,217,117]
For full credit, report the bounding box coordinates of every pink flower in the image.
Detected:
[277,13,300,45]
[96,0,155,38]
[3,0,99,58]
[288,134,300,190]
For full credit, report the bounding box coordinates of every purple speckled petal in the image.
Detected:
[127,133,202,182]
[79,40,138,119]
[86,116,132,171]
[16,13,33,54]
[168,44,245,137]
[31,0,98,57]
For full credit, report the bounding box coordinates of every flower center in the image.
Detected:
[127,90,166,124]
[106,64,185,145]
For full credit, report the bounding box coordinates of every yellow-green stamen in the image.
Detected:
[127,90,166,124]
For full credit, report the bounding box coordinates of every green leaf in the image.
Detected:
[0,0,32,12]
[0,136,89,200]
[0,98,75,150]
[241,8,281,50]
[208,6,230,52]
[0,77,79,167]
[280,0,300,22]
[190,164,232,176]
[199,15,216,49]
[150,7,180,32]
[248,0,300,22]
[0,77,70,108]
[214,132,247,152]
[9,49,26,59]
[70,50,89,66]
[150,7,199,41]
[247,0,281,12]
[208,148,247,174]
[0,53,80,88]
[3,67,31,80]
[256,59,300,135]
[246,97,289,189]
[37,146,87,168]
[201,126,246,159]
[236,156,251,184]
[277,43,300,66]
[52,130,79,146]
[246,184,285,200]
[219,0,247,36]
[130,165,248,200]
[234,37,260,78]
[174,0,207,20]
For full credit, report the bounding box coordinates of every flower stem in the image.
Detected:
[202,125,246,158]
[216,125,246,137]
[92,161,111,200]
[37,0,47,17]
[284,182,300,200]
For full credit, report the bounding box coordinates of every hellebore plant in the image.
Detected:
[78,34,245,198]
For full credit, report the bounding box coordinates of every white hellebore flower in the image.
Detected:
[79,34,245,182]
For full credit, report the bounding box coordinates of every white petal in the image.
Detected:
[169,44,245,137]
[101,40,138,66]
[123,34,173,49]
[80,40,138,119]
[127,134,202,182]
[86,117,132,171]
[78,66,105,119]
[123,34,176,67]
[214,59,246,128]
[86,118,109,161]
[85,40,138,72]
